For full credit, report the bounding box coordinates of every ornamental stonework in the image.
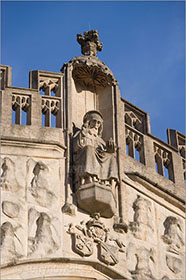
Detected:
[0,30,185,280]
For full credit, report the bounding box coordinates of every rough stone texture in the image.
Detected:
[0,30,185,279]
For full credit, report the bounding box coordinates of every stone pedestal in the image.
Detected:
[76,183,116,218]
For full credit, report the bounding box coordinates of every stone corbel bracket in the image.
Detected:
[63,56,118,89]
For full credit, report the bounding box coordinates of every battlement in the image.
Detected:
[0,66,65,148]
[122,97,185,203]
[1,64,185,204]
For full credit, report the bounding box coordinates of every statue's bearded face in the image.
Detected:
[89,118,101,130]
[88,115,103,136]
[83,112,103,136]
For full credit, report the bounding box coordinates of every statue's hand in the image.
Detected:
[81,125,88,137]
[106,138,117,153]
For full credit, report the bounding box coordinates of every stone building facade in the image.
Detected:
[0,30,185,280]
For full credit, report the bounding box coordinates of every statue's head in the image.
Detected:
[83,110,103,136]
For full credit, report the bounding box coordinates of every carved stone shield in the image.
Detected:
[99,242,119,265]
[73,233,93,257]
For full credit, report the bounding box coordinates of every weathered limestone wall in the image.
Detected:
[123,176,185,280]
[1,142,65,259]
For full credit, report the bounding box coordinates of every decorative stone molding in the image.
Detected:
[77,30,103,56]
[67,55,118,88]
[28,159,56,208]
[162,216,184,254]
[154,143,174,181]
[154,144,171,167]
[41,96,61,127]
[127,242,156,280]
[0,222,23,264]
[29,70,63,96]
[132,247,155,280]
[125,125,145,163]
[166,255,183,274]
[123,99,151,134]
[12,94,30,112]
[1,157,21,192]
[129,195,154,240]
[67,213,125,266]
[11,93,31,125]
[0,29,185,280]
[2,201,20,218]
[125,111,142,132]
[41,97,60,115]
[127,244,156,280]
[28,70,63,128]
[28,208,59,257]
[39,78,59,95]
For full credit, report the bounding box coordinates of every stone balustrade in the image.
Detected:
[121,98,185,202]
[0,65,65,148]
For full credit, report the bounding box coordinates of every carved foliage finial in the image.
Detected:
[77,30,103,56]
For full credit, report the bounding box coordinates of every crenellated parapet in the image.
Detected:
[0,66,65,148]
[120,98,185,203]
[0,65,12,89]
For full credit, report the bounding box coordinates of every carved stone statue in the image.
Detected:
[162,216,184,254]
[1,157,21,192]
[0,222,22,263]
[28,211,58,257]
[29,160,55,207]
[73,110,118,189]
[130,195,153,240]
[131,247,155,280]
[73,111,118,217]
[77,30,103,56]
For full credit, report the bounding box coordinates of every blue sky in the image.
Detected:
[1,1,185,142]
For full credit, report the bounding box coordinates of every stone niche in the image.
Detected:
[67,55,117,134]
[62,31,118,136]
[61,31,120,218]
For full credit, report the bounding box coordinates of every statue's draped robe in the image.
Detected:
[73,129,118,182]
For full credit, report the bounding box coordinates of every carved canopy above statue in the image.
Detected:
[60,30,118,88]
[70,56,118,88]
